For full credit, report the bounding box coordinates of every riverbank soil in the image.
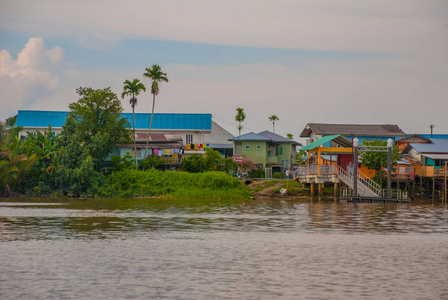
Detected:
[248,179,310,200]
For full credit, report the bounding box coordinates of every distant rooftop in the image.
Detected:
[229,130,302,146]
[405,138,448,154]
[300,123,406,138]
[15,110,212,131]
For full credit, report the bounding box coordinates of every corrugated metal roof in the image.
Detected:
[258,130,301,145]
[299,135,341,150]
[228,132,270,141]
[395,134,429,143]
[16,110,68,128]
[228,131,302,146]
[300,123,406,137]
[15,110,212,131]
[422,154,448,160]
[410,139,448,153]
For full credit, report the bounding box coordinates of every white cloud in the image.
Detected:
[0,37,64,118]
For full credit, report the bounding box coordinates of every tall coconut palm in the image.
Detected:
[143,65,169,158]
[269,115,279,133]
[235,108,246,136]
[122,79,146,164]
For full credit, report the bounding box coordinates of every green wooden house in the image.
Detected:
[228,131,302,170]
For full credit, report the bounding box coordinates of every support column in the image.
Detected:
[318,183,324,197]
[310,183,315,196]
[334,183,339,198]
[353,138,359,197]
[387,138,393,198]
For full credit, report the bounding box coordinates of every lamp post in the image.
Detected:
[387,138,393,198]
[353,138,359,197]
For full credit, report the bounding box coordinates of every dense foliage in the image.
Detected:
[359,140,399,185]
[101,169,252,199]
[0,82,253,199]
[0,126,38,196]
[182,148,237,173]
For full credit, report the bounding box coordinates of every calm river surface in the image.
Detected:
[1,198,447,299]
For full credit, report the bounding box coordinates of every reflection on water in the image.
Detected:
[1,199,447,241]
[1,198,448,299]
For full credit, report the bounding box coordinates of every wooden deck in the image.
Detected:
[339,196,411,203]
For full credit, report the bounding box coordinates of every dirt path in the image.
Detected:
[249,180,309,200]
[253,181,284,195]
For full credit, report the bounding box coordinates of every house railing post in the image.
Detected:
[353,138,359,197]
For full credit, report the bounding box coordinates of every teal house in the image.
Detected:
[228,131,301,170]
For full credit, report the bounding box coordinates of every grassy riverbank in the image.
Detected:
[100,169,253,199]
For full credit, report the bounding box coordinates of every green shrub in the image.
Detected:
[100,169,252,199]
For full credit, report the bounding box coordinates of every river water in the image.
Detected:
[1,198,447,299]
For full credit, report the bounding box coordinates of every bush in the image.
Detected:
[273,172,283,179]
[100,169,252,199]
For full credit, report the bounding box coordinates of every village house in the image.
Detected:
[402,138,448,179]
[296,123,407,198]
[228,131,302,174]
[15,110,234,167]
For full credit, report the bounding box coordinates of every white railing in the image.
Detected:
[293,165,336,177]
[357,170,382,196]
[336,165,379,197]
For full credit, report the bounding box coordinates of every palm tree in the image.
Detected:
[143,65,169,158]
[121,79,146,164]
[235,108,246,136]
[269,115,279,133]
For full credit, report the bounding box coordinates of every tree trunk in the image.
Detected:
[144,93,156,158]
[132,93,137,165]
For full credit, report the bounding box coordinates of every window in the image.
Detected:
[186,134,193,144]
[275,146,283,156]
[256,145,262,150]
[245,145,250,150]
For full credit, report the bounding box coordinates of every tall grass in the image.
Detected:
[100,169,253,199]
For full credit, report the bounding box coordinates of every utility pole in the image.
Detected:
[430,124,435,138]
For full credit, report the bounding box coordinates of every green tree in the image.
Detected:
[287,133,293,140]
[235,108,246,136]
[295,150,307,165]
[182,154,207,173]
[269,115,279,133]
[359,140,399,185]
[139,153,164,170]
[5,115,17,129]
[121,78,146,164]
[205,148,223,171]
[18,127,60,194]
[56,87,130,196]
[0,127,38,196]
[59,87,131,170]
[143,65,169,158]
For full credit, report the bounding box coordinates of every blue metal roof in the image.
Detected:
[16,110,69,128]
[418,134,448,139]
[411,139,448,153]
[15,110,212,131]
[129,113,211,130]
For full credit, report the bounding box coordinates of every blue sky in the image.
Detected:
[1,0,447,138]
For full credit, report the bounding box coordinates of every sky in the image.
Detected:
[1,0,447,140]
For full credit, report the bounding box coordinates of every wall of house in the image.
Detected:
[240,141,267,166]
[203,121,233,145]
[19,127,62,139]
